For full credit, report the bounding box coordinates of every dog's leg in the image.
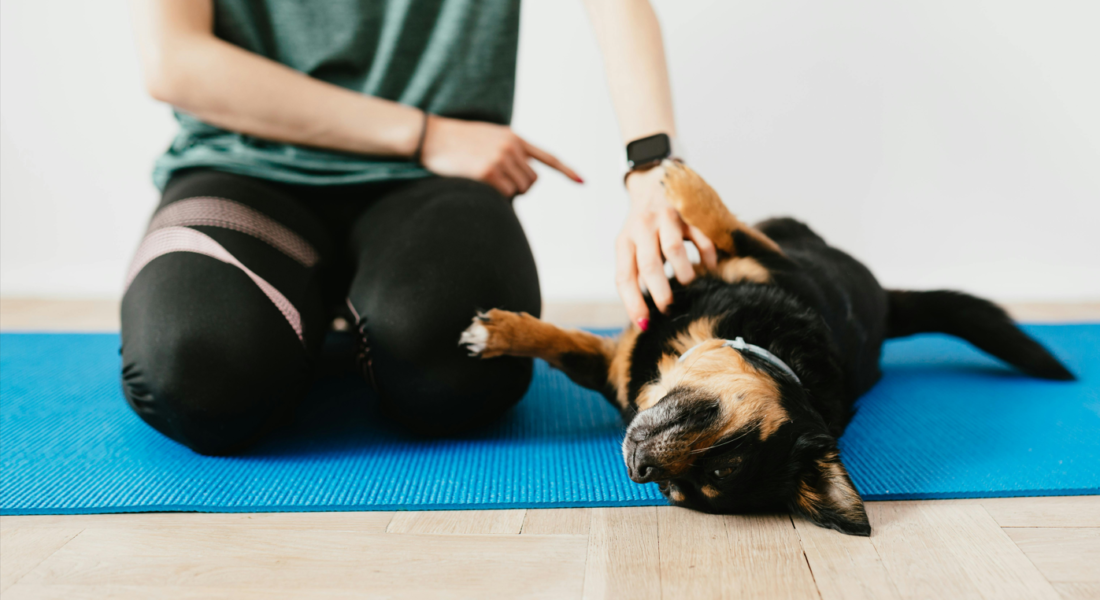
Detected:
[459,309,637,410]
[661,160,782,257]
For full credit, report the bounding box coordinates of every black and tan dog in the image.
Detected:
[458,162,1074,536]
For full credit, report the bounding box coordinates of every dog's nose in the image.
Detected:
[629,447,670,483]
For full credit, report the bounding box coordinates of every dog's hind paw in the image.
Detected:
[660,159,720,217]
[459,315,491,356]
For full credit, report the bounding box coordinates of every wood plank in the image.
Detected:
[0,298,120,331]
[656,507,818,600]
[890,496,1100,528]
[721,512,820,600]
[980,497,1100,528]
[2,585,381,600]
[0,528,83,592]
[1052,582,1100,600]
[655,507,727,599]
[1003,303,1100,322]
[18,527,587,598]
[582,507,660,600]
[869,503,1060,600]
[542,302,628,328]
[869,502,983,599]
[1005,528,1100,584]
[386,509,526,535]
[522,508,592,535]
[793,515,900,600]
[933,504,1063,600]
[1,512,393,533]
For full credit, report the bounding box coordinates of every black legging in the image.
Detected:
[121,169,541,455]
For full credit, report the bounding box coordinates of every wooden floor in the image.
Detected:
[2,298,1098,600]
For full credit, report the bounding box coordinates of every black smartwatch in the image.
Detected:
[626,133,673,169]
[624,133,681,184]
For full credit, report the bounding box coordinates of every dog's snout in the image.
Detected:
[628,444,670,483]
[628,427,649,443]
[623,393,705,484]
[631,461,661,483]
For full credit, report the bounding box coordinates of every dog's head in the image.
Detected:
[623,331,870,536]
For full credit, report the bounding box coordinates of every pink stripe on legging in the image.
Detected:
[125,227,303,343]
[147,197,320,267]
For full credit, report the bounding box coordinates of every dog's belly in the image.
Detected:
[772,231,890,397]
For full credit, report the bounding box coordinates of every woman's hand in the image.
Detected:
[419,115,583,197]
[617,165,718,330]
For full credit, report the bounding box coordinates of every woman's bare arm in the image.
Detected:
[584,0,717,329]
[131,0,423,157]
[584,0,676,144]
[131,0,581,195]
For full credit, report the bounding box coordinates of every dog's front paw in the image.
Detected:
[459,309,522,358]
[459,313,492,356]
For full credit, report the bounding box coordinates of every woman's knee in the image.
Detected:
[355,277,536,435]
[368,332,535,436]
[121,254,313,455]
[345,176,544,434]
[122,329,311,455]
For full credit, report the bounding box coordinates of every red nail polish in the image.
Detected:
[637,318,649,331]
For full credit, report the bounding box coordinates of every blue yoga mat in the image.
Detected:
[2,325,1097,515]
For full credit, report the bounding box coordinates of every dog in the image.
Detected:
[458,161,1074,536]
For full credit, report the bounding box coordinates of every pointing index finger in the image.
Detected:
[521,139,584,183]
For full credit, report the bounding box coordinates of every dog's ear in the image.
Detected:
[789,433,870,536]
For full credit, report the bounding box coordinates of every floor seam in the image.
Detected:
[790,514,825,600]
[3,527,86,591]
[654,507,664,600]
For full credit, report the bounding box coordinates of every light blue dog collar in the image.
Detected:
[678,337,802,385]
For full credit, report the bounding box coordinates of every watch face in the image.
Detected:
[627,134,671,168]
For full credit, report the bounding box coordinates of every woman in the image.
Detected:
[125,0,717,454]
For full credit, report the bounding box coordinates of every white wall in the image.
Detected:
[3,0,1098,302]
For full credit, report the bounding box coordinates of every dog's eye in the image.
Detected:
[713,467,734,479]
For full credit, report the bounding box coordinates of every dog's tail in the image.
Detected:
[886,290,1075,380]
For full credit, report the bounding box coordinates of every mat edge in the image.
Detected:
[5,490,1100,516]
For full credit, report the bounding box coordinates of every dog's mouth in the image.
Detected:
[657,479,694,506]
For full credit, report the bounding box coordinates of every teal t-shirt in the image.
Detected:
[153,0,521,189]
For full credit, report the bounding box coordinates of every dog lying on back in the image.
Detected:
[459,162,1074,536]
